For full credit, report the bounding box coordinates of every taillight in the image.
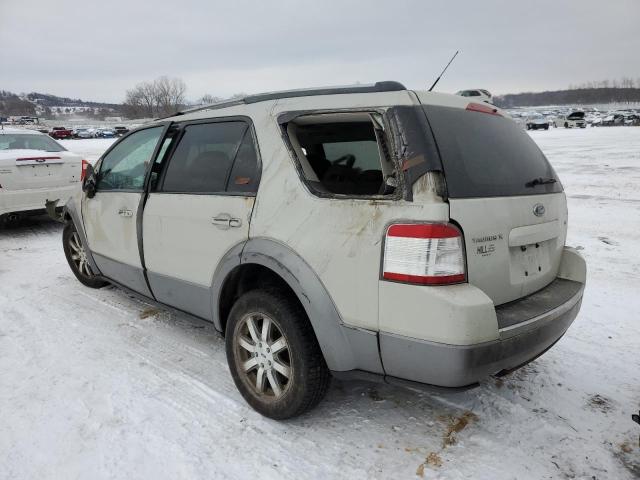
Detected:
[80,160,90,181]
[382,223,466,285]
[466,102,501,116]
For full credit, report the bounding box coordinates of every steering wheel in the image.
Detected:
[331,154,356,168]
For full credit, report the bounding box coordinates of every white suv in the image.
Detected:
[59,82,586,419]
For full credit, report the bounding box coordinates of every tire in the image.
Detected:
[225,289,330,419]
[564,122,569,128]
[544,125,549,130]
[62,222,108,288]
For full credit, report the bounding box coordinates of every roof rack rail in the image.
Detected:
[171,81,406,117]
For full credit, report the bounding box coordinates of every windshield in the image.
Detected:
[0,133,66,152]
[422,105,562,198]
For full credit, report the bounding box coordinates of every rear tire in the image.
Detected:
[225,289,330,419]
[63,222,108,288]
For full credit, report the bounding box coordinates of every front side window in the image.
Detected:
[98,126,164,191]
[161,121,254,194]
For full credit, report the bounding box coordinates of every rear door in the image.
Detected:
[420,102,567,306]
[82,125,167,295]
[142,119,260,319]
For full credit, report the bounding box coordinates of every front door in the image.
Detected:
[142,119,260,319]
[82,125,166,295]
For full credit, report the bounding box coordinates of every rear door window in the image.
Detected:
[423,105,562,198]
[160,121,259,194]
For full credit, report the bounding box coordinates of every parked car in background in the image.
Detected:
[558,112,586,128]
[113,126,129,137]
[525,114,550,130]
[601,114,625,126]
[60,81,586,419]
[455,89,493,104]
[94,128,116,138]
[49,126,73,140]
[73,128,93,139]
[623,113,640,126]
[0,128,84,222]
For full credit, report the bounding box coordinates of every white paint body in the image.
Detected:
[0,129,82,216]
[79,88,575,347]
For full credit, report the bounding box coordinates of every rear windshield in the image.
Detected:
[423,105,562,198]
[0,133,66,152]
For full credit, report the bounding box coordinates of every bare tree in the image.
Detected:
[154,76,186,116]
[123,76,186,119]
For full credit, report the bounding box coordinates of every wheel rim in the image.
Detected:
[68,231,92,277]
[234,313,292,399]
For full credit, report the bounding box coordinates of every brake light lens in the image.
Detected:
[466,102,501,116]
[383,223,466,285]
[80,159,90,181]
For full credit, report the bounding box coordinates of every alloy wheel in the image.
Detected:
[68,232,92,277]
[234,313,292,399]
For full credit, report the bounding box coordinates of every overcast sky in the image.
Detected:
[1,0,639,103]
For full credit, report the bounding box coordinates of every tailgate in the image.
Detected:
[450,193,567,305]
[421,102,568,306]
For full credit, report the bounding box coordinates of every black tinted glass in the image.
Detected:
[162,122,247,193]
[226,130,259,194]
[423,105,562,198]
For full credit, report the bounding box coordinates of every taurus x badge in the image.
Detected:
[35,158,46,163]
[533,203,545,217]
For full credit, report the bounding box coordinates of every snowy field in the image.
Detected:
[1,128,639,479]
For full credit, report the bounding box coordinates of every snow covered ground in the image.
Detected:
[1,127,639,479]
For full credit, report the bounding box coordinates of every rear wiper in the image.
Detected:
[526,177,557,187]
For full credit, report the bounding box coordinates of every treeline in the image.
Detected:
[495,88,640,108]
[0,90,36,116]
[122,76,187,118]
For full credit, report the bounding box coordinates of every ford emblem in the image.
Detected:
[533,203,545,217]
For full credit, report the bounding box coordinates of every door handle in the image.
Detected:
[212,213,242,229]
[118,208,133,217]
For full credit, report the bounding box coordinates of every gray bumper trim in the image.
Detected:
[379,289,583,388]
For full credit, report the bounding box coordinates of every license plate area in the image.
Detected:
[17,164,63,178]
[509,241,552,281]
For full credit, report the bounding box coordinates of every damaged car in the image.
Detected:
[57,82,586,419]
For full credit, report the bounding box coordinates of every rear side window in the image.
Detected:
[423,105,562,198]
[284,112,397,197]
[161,121,258,194]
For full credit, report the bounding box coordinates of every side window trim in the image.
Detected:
[154,116,261,197]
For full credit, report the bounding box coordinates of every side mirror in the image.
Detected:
[82,164,97,198]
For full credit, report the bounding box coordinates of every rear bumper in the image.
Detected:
[0,185,78,216]
[379,248,586,387]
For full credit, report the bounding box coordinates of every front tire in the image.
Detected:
[63,222,108,288]
[225,289,330,419]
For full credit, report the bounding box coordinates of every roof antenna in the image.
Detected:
[428,50,459,92]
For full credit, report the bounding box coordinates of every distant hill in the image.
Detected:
[25,92,120,110]
[0,89,122,118]
[494,88,640,108]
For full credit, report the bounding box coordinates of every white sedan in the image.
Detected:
[0,128,85,221]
